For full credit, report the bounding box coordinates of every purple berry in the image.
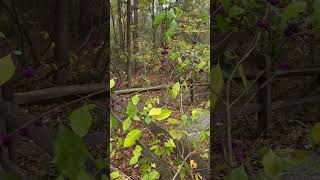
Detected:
[256,19,270,30]
[160,58,166,63]
[284,23,299,36]
[34,118,44,127]
[279,62,289,70]
[1,134,12,146]
[161,49,169,55]
[267,0,280,6]
[18,127,29,137]
[24,67,38,79]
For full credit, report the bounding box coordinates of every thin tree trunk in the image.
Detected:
[117,0,125,49]
[152,0,156,49]
[54,0,69,85]
[111,5,118,46]
[127,0,132,87]
[133,0,138,53]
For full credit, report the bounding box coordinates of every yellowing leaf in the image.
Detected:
[170,82,180,99]
[110,79,115,89]
[122,117,132,131]
[167,118,179,124]
[169,130,184,140]
[190,160,197,169]
[149,108,162,116]
[154,109,172,120]
[124,129,142,148]
[0,54,15,86]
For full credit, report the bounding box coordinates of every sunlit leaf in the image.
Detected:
[122,117,132,131]
[169,129,184,140]
[110,79,115,89]
[170,82,180,99]
[124,129,142,147]
[154,109,172,120]
[132,95,139,105]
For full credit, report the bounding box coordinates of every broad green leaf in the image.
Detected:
[169,129,184,140]
[110,171,120,179]
[230,165,248,180]
[164,19,177,41]
[122,117,132,131]
[281,1,306,27]
[69,104,96,137]
[54,126,88,179]
[149,108,162,116]
[127,101,137,119]
[310,122,320,145]
[124,129,142,147]
[110,79,115,89]
[0,54,15,86]
[76,170,92,180]
[167,9,176,22]
[262,150,282,178]
[211,64,224,108]
[170,82,180,99]
[228,6,245,17]
[110,114,118,130]
[132,95,139,105]
[153,12,166,28]
[129,156,139,165]
[154,109,172,120]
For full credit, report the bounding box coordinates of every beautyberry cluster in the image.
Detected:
[267,0,280,6]
[284,23,299,37]
[256,19,270,30]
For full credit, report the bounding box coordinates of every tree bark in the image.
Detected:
[54,0,69,85]
[117,0,125,49]
[126,0,132,87]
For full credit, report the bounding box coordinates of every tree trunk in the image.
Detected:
[54,0,69,85]
[152,0,156,49]
[126,0,132,87]
[117,0,125,49]
[133,0,138,53]
[111,5,118,46]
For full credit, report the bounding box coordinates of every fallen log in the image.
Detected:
[14,83,209,105]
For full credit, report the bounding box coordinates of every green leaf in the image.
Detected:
[124,129,142,147]
[153,12,166,28]
[262,150,282,178]
[54,126,88,179]
[132,95,139,105]
[127,101,137,119]
[281,1,306,26]
[76,170,92,180]
[129,156,139,165]
[310,122,320,145]
[95,158,107,170]
[169,130,184,140]
[228,6,245,17]
[149,108,162,116]
[142,170,160,180]
[154,109,172,120]
[174,7,183,15]
[164,19,177,41]
[0,54,15,86]
[211,64,224,108]
[170,82,180,99]
[122,117,132,131]
[167,9,176,22]
[230,165,248,180]
[110,171,120,179]
[69,104,96,137]
[164,138,176,148]
[110,114,118,130]
[110,79,115,89]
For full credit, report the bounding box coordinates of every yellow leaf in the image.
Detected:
[190,160,197,169]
